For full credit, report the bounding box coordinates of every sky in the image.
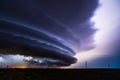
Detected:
[68,0,120,68]
[0,0,120,68]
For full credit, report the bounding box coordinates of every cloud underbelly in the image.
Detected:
[0,20,77,67]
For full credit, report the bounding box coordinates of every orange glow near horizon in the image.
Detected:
[12,65,28,68]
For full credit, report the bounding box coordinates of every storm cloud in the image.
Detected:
[0,0,98,67]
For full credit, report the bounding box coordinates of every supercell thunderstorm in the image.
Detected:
[0,0,98,68]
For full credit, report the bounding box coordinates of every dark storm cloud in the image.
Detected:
[0,21,76,66]
[0,20,75,55]
[0,0,98,66]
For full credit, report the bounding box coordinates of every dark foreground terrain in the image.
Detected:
[0,69,120,80]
